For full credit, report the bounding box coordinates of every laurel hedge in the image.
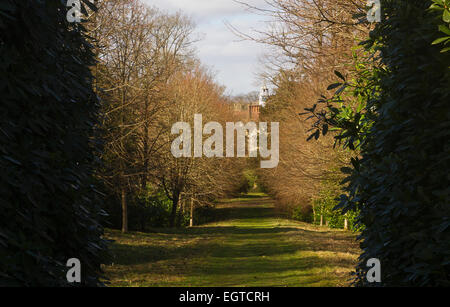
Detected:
[307,0,450,286]
[342,0,450,286]
[0,0,107,286]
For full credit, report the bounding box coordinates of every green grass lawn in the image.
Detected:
[103,194,360,287]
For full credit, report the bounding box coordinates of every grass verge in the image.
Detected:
[103,195,360,287]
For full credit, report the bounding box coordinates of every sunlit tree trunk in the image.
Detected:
[190,198,194,227]
[142,95,149,190]
[121,187,128,233]
[170,192,180,228]
[312,204,316,224]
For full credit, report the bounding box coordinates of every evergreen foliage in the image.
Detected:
[307,0,450,286]
[0,0,107,286]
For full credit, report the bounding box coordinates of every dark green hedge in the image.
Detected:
[344,0,450,286]
[0,0,107,286]
[306,0,450,286]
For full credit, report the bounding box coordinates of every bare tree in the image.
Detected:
[150,67,245,227]
[91,0,196,232]
[229,0,370,217]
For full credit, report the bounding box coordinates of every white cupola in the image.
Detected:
[259,85,269,107]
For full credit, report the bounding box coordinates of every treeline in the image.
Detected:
[252,0,450,285]
[245,0,370,230]
[89,0,247,232]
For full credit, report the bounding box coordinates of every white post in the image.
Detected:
[189,198,194,227]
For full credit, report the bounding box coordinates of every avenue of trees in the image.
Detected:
[89,0,246,232]
[237,0,371,230]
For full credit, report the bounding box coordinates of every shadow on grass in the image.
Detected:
[105,194,359,286]
[108,227,303,266]
[108,226,357,267]
[185,226,300,235]
[107,236,356,287]
[191,254,356,276]
[200,206,278,224]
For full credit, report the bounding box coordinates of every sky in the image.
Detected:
[144,0,272,96]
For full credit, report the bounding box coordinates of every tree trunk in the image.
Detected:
[190,198,194,227]
[170,193,179,228]
[312,204,316,224]
[121,188,128,233]
[142,96,149,190]
[176,198,183,228]
[344,218,349,230]
[320,214,323,226]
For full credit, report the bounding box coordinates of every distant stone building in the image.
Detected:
[232,86,269,120]
[259,85,269,108]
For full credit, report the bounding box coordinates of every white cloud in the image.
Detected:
[143,0,272,94]
[146,0,268,20]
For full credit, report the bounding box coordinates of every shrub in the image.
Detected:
[307,0,450,286]
[0,0,107,286]
[312,186,362,232]
[314,201,361,232]
[237,170,260,194]
[346,0,450,286]
[104,187,183,231]
[292,205,314,223]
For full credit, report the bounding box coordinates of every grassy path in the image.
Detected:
[103,194,360,287]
